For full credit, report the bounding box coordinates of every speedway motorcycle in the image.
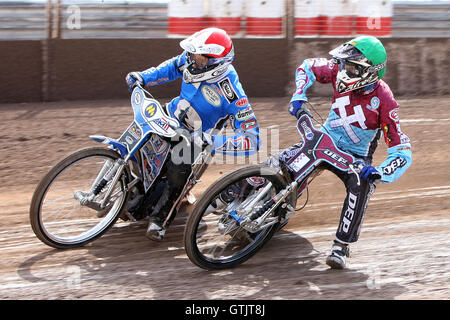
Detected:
[183,110,365,270]
[30,83,214,249]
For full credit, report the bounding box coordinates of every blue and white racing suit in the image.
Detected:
[136,51,260,224]
[140,51,260,157]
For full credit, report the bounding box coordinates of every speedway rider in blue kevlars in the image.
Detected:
[278,36,412,269]
[126,28,260,241]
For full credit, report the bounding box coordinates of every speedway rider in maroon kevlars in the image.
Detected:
[278,36,412,269]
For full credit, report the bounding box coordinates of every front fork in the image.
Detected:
[74,155,139,212]
[229,180,298,233]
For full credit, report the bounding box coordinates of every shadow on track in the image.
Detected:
[17,206,407,299]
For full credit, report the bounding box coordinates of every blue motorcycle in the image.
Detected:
[30,84,214,249]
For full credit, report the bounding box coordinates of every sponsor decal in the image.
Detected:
[322,149,349,166]
[241,118,257,131]
[280,147,301,162]
[216,137,253,153]
[119,124,142,151]
[218,78,238,103]
[383,157,407,175]
[153,118,170,131]
[342,192,357,233]
[150,134,168,154]
[400,133,411,145]
[201,85,222,107]
[288,152,310,172]
[396,146,411,152]
[129,122,142,139]
[125,135,134,145]
[328,59,335,69]
[382,122,396,145]
[366,96,380,110]
[144,103,157,118]
[210,84,223,96]
[368,61,387,73]
[147,78,169,86]
[389,108,399,122]
[300,121,314,140]
[211,67,228,78]
[134,91,142,105]
[235,97,248,107]
[235,107,255,121]
[295,68,308,95]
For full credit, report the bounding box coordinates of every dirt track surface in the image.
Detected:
[0,95,449,300]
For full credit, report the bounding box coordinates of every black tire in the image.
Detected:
[184,164,293,270]
[30,147,130,249]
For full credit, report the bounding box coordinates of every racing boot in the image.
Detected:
[145,182,184,241]
[146,215,167,241]
[326,240,350,270]
[146,185,171,241]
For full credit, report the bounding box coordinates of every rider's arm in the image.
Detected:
[375,93,412,183]
[289,58,337,115]
[290,58,336,110]
[140,52,187,87]
[209,78,260,156]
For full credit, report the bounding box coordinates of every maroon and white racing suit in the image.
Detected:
[279,58,412,243]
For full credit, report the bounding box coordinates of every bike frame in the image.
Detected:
[236,114,361,233]
[80,84,182,211]
[79,83,219,221]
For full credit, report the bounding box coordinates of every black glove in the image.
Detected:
[125,72,145,92]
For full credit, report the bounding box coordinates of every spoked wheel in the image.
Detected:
[30,147,130,249]
[184,165,294,270]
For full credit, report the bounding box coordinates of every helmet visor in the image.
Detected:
[339,60,366,78]
[330,43,365,61]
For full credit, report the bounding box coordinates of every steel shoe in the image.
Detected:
[146,220,166,241]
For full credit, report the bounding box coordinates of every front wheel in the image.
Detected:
[184,164,293,270]
[30,147,130,249]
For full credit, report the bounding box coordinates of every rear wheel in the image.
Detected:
[184,165,294,270]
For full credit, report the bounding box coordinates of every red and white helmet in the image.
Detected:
[180,27,234,83]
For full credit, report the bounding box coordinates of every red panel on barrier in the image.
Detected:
[208,17,242,35]
[320,16,354,36]
[246,17,283,36]
[295,17,321,36]
[168,17,207,35]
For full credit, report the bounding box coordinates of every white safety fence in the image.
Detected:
[0,0,448,40]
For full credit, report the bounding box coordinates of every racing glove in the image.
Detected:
[126,72,145,92]
[360,165,382,183]
[289,100,310,119]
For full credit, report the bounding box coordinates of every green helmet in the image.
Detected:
[329,36,387,94]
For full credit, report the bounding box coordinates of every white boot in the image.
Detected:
[326,240,350,270]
